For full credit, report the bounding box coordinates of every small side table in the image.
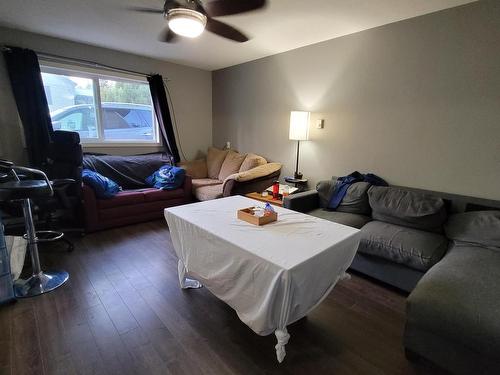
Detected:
[284,177,308,191]
[245,192,283,207]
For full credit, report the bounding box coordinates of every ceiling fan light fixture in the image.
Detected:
[167,8,207,38]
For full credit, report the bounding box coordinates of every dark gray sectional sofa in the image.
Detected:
[284,180,454,291]
[284,180,500,374]
[405,210,500,375]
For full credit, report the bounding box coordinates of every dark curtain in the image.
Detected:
[3,46,53,168]
[147,74,180,163]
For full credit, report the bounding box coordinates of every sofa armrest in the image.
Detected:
[283,190,320,213]
[82,183,99,232]
[223,169,281,197]
[183,175,193,202]
[222,163,282,197]
[227,163,281,183]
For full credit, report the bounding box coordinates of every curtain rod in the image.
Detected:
[2,45,170,81]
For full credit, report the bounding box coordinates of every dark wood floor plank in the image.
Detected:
[1,220,447,375]
[0,302,12,375]
[138,286,235,375]
[101,243,211,375]
[76,245,140,336]
[114,232,268,374]
[31,291,77,375]
[52,283,108,375]
[84,302,140,375]
[11,300,45,375]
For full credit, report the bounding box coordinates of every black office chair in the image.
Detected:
[33,130,83,250]
[0,159,69,297]
[1,131,83,251]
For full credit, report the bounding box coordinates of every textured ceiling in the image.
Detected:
[0,0,476,70]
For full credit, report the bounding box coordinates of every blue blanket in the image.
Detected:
[328,171,387,209]
[146,165,185,190]
[82,169,121,199]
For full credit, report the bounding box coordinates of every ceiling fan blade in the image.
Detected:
[193,0,206,14]
[201,0,266,17]
[128,6,164,14]
[205,18,249,42]
[158,27,179,43]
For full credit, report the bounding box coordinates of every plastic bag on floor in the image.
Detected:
[5,235,27,280]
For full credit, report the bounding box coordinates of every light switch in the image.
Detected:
[316,119,324,129]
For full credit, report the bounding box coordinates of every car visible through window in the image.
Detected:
[50,103,155,141]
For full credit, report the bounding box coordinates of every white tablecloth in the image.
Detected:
[165,195,360,362]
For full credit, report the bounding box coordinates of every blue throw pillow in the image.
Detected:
[145,165,185,190]
[82,169,121,199]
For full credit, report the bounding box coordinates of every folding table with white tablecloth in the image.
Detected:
[165,195,360,362]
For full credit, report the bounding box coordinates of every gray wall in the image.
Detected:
[213,1,500,200]
[0,26,212,163]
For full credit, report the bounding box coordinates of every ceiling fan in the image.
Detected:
[129,0,267,43]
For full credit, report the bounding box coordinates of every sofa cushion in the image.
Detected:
[194,184,223,201]
[218,151,246,181]
[316,180,336,208]
[445,210,500,249]
[368,186,447,233]
[83,153,172,189]
[99,200,185,221]
[97,190,145,209]
[178,159,207,179]
[407,243,500,358]
[192,178,222,191]
[239,153,267,172]
[82,169,121,199]
[206,147,229,179]
[316,179,371,215]
[337,182,371,215]
[307,208,372,229]
[358,221,448,271]
[142,188,184,202]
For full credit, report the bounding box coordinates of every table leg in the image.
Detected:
[340,272,351,281]
[274,328,290,363]
[178,260,203,289]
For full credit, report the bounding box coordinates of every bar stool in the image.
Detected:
[0,160,69,298]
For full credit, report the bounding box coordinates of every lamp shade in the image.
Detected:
[289,111,310,141]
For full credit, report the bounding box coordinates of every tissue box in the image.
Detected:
[237,207,278,226]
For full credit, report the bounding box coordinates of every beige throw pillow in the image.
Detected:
[219,151,247,181]
[206,147,229,179]
[178,159,208,179]
[239,153,267,172]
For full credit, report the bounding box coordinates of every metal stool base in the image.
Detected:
[14,270,69,298]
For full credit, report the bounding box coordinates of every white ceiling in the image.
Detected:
[0,0,475,71]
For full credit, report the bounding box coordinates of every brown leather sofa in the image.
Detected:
[82,153,192,232]
[82,177,192,232]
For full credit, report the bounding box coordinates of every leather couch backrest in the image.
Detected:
[445,210,500,248]
[83,153,172,189]
[316,178,371,216]
[368,186,447,233]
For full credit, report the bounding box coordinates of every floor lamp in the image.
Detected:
[289,111,310,179]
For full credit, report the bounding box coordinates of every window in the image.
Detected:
[41,64,159,145]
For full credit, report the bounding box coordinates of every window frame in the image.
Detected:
[40,62,161,147]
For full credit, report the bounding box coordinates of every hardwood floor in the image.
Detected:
[1,220,447,375]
